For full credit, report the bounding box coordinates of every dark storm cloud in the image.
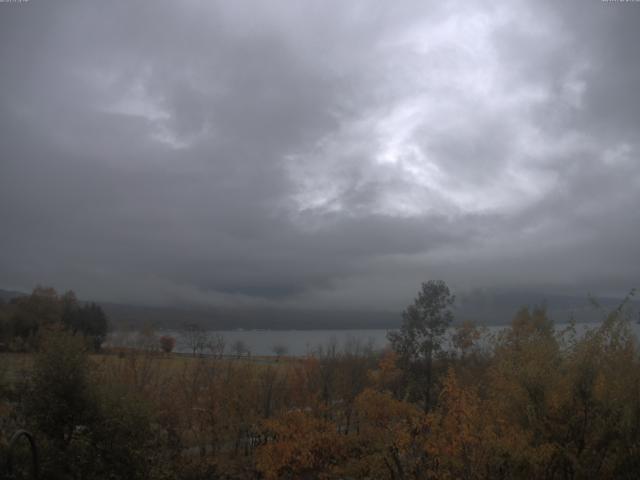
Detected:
[1,0,639,310]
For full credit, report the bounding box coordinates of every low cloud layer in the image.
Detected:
[1,0,639,310]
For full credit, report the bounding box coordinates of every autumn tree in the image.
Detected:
[22,326,164,479]
[22,327,95,459]
[287,357,324,414]
[256,410,345,479]
[0,299,14,347]
[335,337,376,434]
[159,335,176,354]
[3,287,109,351]
[348,388,425,479]
[257,365,286,419]
[9,286,61,348]
[451,320,484,359]
[63,299,109,351]
[388,280,455,411]
[425,369,496,479]
[368,349,404,398]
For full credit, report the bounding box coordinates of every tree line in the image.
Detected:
[0,286,108,352]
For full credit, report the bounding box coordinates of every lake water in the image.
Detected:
[107,321,640,357]
[109,328,391,356]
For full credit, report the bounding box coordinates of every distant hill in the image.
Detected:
[2,287,638,330]
[100,302,400,331]
[455,290,639,325]
[0,288,27,302]
[100,291,640,330]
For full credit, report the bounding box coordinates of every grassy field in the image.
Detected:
[1,350,295,391]
[0,353,33,387]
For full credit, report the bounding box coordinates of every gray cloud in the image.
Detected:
[1,0,639,311]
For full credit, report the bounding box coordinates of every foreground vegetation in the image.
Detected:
[1,285,640,479]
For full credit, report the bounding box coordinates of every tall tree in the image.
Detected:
[61,292,109,351]
[11,287,61,342]
[388,280,455,412]
[79,302,109,351]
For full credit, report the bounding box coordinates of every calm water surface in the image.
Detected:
[109,321,640,357]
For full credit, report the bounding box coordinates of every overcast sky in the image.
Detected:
[1,0,639,310]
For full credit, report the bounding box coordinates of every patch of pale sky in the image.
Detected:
[106,81,170,122]
[284,2,580,221]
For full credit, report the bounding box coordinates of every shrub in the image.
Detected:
[160,335,176,354]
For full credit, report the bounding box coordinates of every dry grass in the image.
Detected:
[1,353,32,387]
[1,350,297,390]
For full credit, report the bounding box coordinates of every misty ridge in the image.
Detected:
[2,0,640,479]
[2,288,637,332]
